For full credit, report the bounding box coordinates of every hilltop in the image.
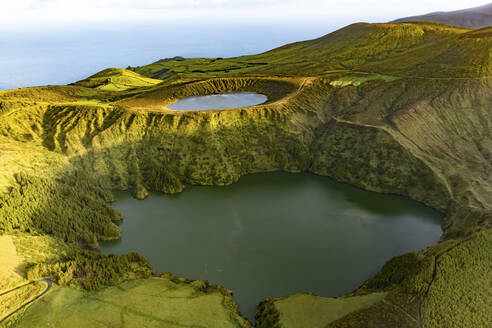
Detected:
[133,22,492,78]
[0,22,490,328]
[393,2,492,28]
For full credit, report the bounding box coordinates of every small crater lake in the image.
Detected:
[101,172,442,321]
[167,92,268,110]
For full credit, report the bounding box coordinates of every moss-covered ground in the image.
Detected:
[0,21,490,327]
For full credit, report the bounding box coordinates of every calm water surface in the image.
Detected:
[101,172,442,321]
[168,92,268,111]
[0,24,332,90]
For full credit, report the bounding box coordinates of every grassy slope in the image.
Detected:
[0,235,36,322]
[0,22,490,327]
[73,68,163,91]
[256,293,387,328]
[0,281,46,322]
[0,236,24,289]
[133,23,492,78]
[12,276,250,328]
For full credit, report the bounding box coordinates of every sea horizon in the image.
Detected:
[0,23,341,90]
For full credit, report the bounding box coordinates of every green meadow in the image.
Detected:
[14,277,249,328]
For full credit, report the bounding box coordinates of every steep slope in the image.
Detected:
[393,3,492,29]
[0,22,490,328]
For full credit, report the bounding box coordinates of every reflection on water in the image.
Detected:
[167,92,268,111]
[101,172,442,321]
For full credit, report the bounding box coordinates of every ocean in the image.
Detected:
[0,23,335,90]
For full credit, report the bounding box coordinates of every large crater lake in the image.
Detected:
[101,172,442,321]
[167,92,268,110]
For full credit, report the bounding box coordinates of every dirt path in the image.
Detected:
[0,279,52,324]
[271,77,314,105]
[381,299,419,327]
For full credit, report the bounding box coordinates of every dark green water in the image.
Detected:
[167,92,268,110]
[101,172,442,321]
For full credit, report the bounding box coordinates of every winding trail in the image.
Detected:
[0,279,52,324]
[381,299,419,327]
[272,77,313,105]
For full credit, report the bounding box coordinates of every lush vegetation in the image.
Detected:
[0,281,46,322]
[421,229,492,327]
[0,172,121,249]
[73,68,163,91]
[0,21,490,327]
[26,252,153,291]
[0,235,24,290]
[12,276,250,328]
[133,23,492,79]
[256,293,386,328]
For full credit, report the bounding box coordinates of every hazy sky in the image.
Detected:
[1,0,489,29]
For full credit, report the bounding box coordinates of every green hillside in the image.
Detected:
[133,23,492,78]
[13,275,249,328]
[0,22,490,327]
[73,68,163,91]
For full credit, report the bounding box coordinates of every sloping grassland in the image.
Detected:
[0,22,490,327]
